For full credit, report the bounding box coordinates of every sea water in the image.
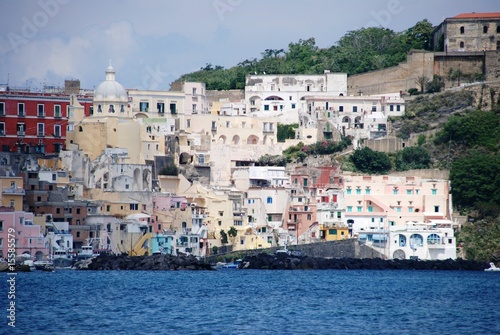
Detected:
[1,269,499,335]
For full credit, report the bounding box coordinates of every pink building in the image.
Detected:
[0,207,46,260]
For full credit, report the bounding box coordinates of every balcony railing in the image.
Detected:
[2,187,25,195]
[17,131,25,136]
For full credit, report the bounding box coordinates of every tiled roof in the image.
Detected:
[452,12,500,19]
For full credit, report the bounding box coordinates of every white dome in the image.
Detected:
[94,65,127,102]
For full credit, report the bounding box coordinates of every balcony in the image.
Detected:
[211,126,217,132]
[262,128,274,134]
[17,131,25,136]
[2,187,25,195]
[37,132,45,137]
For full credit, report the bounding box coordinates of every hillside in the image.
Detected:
[171,20,434,90]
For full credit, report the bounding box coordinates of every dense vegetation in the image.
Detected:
[172,20,434,90]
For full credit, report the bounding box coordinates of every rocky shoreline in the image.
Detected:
[77,252,490,271]
[239,253,489,270]
[76,253,213,271]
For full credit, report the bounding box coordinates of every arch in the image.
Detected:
[483,25,488,33]
[133,168,141,191]
[218,135,227,144]
[396,234,406,247]
[264,95,283,101]
[459,41,464,48]
[79,126,83,132]
[339,93,344,96]
[409,234,423,247]
[232,135,240,145]
[179,152,192,164]
[459,26,464,34]
[247,135,259,144]
[427,233,440,245]
[393,249,406,259]
[34,251,44,261]
[142,169,151,191]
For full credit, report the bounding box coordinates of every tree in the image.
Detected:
[228,227,237,238]
[350,147,392,174]
[415,76,428,94]
[450,153,500,211]
[277,123,298,142]
[403,19,434,50]
[220,229,228,245]
[159,164,178,176]
[395,146,431,171]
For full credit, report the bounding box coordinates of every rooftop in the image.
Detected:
[452,12,500,19]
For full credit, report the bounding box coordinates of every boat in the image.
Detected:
[52,249,75,269]
[218,259,242,269]
[34,260,54,271]
[76,245,100,260]
[484,262,500,272]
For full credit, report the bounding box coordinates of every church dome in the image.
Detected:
[94,65,127,102]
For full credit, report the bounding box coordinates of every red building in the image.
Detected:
[0,90,92,154]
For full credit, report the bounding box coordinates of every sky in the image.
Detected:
[0,0,498,91]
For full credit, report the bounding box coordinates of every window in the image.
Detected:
[266,197,273,204]
[98,104,102,113]
[170,103,177,114]
[396,105,401,112]
[390,105,394,112]
[357,206,362,212]
[0,220,3,231]
[303,178,308,187]
[339,106,344,112]
[187,119,191,128]
[0,123,5,135]
[192,87,197,95]
[434,206,440,213]
[460,41,464,48]
[365,188,370,195]
[198,154,204,164]
[108,104,115,113]
[407,190,412,195]
[415,189,419,195]
[307,214,311,220]
[352,106,358,112]
[393,188,398,195]
[130,204,139,210]
[36,104,44,116]
[264,105,269,111]
[460,26,464,34]
[89,106,94,115]
[192,104,197,113]
[432,189,437,195]
[37,123,45,137]
[54,125,61,137]
[483,25,488,33]
[291,103,296,109]
[408,207,413,213]
[346,189,352,195]
[368,206,373,212]
[54,105,61,117]
[347,206,352,212]
[397,207,402,212]
[356,189,361,195]
[17,123,26,136]
[18,103,25,116]
[139,102,149,112]
[0,102,4,115]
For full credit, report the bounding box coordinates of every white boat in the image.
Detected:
[52,250,75,269]
[484,262,500,272]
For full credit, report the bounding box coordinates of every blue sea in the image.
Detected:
[1,269,499,335]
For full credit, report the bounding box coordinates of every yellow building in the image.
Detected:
[0,176,25,211]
